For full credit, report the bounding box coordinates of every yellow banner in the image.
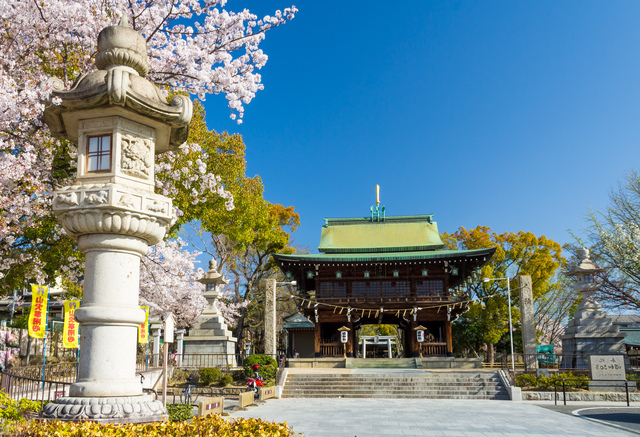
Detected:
[138,306,149,343]
[28,285,49,338]
[63,300,80,348]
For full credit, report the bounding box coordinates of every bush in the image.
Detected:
[515,372,589,391]
[515,374,537,388]
[0,391,41,423]
[220,375,233,386]
[232,370,246,381]
[166,403,193,422]
[199,368,221,386]
[243,354,278,381]
[9,413,292,436]
[627,373,640,389]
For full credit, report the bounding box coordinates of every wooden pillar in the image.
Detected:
[445,320,453,355]
[314,322,321,357]
[347,321,354,356]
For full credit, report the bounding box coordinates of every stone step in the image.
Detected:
[281,393,511,400]
[282,371,509,400]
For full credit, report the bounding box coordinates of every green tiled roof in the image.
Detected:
[319,215,444,254]
[621,328,640,347]
[274,247,495,263]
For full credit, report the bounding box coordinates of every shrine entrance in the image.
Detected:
[274,213,495,359]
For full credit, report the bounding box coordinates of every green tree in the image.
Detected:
[444,226,565,363]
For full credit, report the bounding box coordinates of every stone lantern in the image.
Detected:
[41,16,192,422]
[561,248,627,369]
[182,259,237,367]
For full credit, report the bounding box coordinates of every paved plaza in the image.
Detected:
[228,398,640,437]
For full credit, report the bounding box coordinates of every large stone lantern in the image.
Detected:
[41,16,192,422]
[561,248,627,369]
[182,259,237,367]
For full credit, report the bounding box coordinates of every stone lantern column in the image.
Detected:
[41,16,192,423]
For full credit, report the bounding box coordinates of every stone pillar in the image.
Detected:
[264,279,276,358]
[175,329,185,367]
[151,323,162,367]
[362,338,367,358]
[41,16,192,423]
[519,275,537,370]
[387,338,392,358]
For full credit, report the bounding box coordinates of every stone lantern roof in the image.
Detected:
[565,248,606,276]
[199,259,230,287]
[44,15,192,153]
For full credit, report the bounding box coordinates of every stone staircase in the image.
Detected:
[282,371,510,400]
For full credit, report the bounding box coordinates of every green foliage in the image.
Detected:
[232,370,246,381]
[515,372,589,391]
[166,403,193,422]
[243,354,278,381]
[199,367,221,386]
[220,374,233,386]
[444,226,566,360]
[627,373,640,389]
[0,391,41,423]
[10,414,292,436]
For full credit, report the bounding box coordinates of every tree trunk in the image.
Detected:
[487,342,495,364]
[235,306,248,355]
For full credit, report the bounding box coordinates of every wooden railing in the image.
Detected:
[420,342,447,356]
[320,343,341,357]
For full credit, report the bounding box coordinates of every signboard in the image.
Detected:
[589,355,625,381]
[28,285,49,338]
[138,306,150,343]
[416,329,425,343]
[164,313,175,343]
[62,300,80,348]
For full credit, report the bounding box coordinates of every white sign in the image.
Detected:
[416,330,425,343]
[164,313,176,343]
[340,330,348,343]
[589,355,625,381]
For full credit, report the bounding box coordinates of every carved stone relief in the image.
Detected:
[56,192,79,207]
[121,135,152,179]
[84,191,109,205]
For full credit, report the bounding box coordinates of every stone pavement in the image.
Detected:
[227,398,640,437]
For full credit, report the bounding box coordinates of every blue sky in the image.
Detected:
[196,1,640,254]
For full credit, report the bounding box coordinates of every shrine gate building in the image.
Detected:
[273,213,495,358]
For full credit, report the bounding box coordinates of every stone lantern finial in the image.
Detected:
[95,14,149,77]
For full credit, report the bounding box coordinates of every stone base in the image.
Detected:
[589,381,637,392]
[41,394,166,423]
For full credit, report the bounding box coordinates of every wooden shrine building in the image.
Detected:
[273,212,495,358]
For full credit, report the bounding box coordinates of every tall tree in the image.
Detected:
[581,171,640,311]
[0,0,297,292]
[444,226,565,362]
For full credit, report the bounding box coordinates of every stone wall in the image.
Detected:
[522,391,640,402]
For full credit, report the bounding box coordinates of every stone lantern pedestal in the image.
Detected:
[41,16,192,423]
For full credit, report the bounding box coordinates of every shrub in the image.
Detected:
[9,413,292,436]
[232,370,246,381]
[166,403,193,422]
[243,354,278,381]
[515,374,537,388]
[627,373,640,389]
[220,374,233,386]
[199,368,221,386]
[0,391,41,423]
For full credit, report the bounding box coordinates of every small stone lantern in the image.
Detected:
[41,16,191,423]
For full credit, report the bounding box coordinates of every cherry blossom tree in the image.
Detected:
[0,0,297,294]
[141,238,248,328]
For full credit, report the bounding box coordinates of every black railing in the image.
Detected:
[4,361,78,383]
[554,378,633,407]
[501,356,515,386]
[0,368,72,405]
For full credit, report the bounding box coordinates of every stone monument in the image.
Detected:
[41,16,192,422]
[561,248,628,370]
[518,275,537,370]
[182,259,237,367]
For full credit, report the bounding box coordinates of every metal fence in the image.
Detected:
[0,368,72,403]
